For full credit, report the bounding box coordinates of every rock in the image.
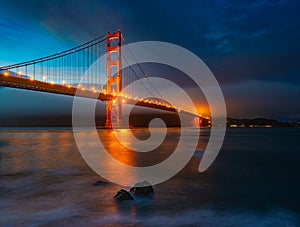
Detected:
[129,181,154,196]
[114,189,134,201]
[94,180,108,186]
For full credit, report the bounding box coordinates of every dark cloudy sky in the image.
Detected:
[0,0,299,120]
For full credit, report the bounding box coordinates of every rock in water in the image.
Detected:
[114,189,134,201]
[130,181,154,196]
[94,180,108,186]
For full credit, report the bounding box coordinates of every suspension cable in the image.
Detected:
[0,33,108,70]
[121,34,164,99]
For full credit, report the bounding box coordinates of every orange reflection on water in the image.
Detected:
[1,131,85,175]
[100,129,136,167]
[98,129,176,167]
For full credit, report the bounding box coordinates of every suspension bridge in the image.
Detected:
[0,31,209,128]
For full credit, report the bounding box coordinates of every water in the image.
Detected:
[0,127,300,226]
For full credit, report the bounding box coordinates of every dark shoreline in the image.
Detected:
[1,116,299,128]
[227,117,300,128]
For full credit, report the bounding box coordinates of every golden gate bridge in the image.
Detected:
[0,31,209,128]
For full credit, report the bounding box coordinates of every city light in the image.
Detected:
[62,80,66,85]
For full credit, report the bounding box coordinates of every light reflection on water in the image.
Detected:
[0,128,208,225]
[1,128,300,226]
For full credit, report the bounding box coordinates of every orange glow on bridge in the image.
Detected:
[0,31,209,127]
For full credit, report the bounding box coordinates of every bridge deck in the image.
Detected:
[0,74,187,114]
[0,74,113,101]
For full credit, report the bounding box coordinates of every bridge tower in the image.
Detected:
[105,31,122,128]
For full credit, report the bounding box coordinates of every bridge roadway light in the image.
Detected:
[17,71,22,76]
[62,80,66,85]
[67,84,71,88]
[30,77,34,81]
[3,72,9,76]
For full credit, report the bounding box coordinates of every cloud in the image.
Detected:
[0,0,299,119]
[223,80,300,119]
[0,17,31,43]
[211,52,300,85]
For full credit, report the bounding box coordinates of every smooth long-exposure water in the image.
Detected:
[1,128,300,226]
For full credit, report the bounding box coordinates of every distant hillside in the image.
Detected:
[1,114,298,128]
[0,112,182,128]
[0,111,185,127]
[227,117,298,128]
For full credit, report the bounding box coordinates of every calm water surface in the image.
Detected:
[0,127,300,226]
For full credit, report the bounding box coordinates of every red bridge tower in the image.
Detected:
[105,31,122,128]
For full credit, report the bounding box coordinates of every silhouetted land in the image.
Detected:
[0,112,182,127]
[0,114,298,128]
[227,117,300,128]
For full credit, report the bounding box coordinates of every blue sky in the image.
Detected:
[0,0,299,120]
